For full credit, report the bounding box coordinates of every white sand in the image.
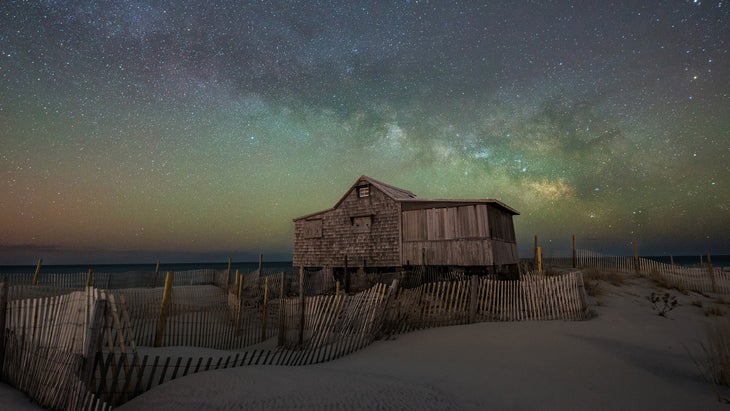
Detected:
[4,275,730,410]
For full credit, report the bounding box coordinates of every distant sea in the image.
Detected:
[0,261,296,275]
[1,256,728,275]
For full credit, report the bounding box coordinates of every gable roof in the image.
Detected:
[293,175,519,220]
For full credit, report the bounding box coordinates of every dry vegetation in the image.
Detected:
[705,304,726,317]
[694,320,730,390]
[582,268,625,298]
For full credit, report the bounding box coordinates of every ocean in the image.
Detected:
[1,255,727,276]
[0,261,296,276]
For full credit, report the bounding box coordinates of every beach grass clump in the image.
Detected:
[705,304,725,317]
[695,320,730,387]
[582,269,625,297]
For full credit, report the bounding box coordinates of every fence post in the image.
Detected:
[298,266,305,347]
[155,271,174,347]
[633,242,639,275]
[258,254,263,275]
[278,271,286,347]
[83,298,106,385]
[31,258,43,286]
[225,258,232,291]
[469,275,479,323]
[236,270,244,335]
[152,259,160,288]
[534,235,538,266]
[536,246,543,274]
[572,234,577,269]
[86,268,94,288]
[344,255,350,293]
[261,277,269,341]
[707,251,718,293]
[0,278,7,371]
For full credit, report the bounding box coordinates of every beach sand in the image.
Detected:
[4,274,730,410]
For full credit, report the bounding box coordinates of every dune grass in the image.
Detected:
[694,320,730,388]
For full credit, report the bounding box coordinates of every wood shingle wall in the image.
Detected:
[293,182,401,268]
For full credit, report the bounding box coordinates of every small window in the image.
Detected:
[303,219,323,239]
[357,185,370,198]
[352,215,372,233]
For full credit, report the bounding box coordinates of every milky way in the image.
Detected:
[1,1,728,264]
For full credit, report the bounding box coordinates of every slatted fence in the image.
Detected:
[2,269,590,410]
[541,249,729,294]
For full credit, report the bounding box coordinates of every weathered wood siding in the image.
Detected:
[293,184,401,268]
[401,204,517,266]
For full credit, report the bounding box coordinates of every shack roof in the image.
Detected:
[292,175,519,220]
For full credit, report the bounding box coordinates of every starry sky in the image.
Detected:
[1,1,728,264]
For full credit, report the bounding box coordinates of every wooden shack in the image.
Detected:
[292,175,519,274]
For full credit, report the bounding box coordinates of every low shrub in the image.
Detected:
[647,292,678,317]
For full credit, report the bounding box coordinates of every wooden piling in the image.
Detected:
[534,235,538,265]
[536,246,543,274]
[257,254,263,275]
[469,275,478,323]
[31,258,43,286]
[154,272,174,347]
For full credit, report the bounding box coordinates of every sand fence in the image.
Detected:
[1,267,590,410]
[539,249,730,294]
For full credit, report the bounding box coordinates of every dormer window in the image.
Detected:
[357,185,370,198]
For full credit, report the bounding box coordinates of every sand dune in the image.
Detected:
[4,274,730,410]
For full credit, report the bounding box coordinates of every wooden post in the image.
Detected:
[154,271,174,347]
[572,234,577,269]
[707,251,718,293]
[670,255,674,267]
[632,242,639,274]
[344,255,350,294]
[86,268,94,288]
[83,298,106,384]
[235,269,244,336]
[261,277,269,340]
[0,278,7,368]
[31,258,43,286]
[278,271,286,347]
[298,266,305,347]
[534,235,538,265]
[225,257,232,290]
[469,275,479,323]
[152,259,160,288]
[258,254,263,275]
[536,246,543,274]
[336,280,340,296]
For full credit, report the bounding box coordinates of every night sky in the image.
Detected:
[1,1,728,264]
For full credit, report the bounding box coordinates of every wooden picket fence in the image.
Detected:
[541,249,729,295]
[1,270,590,410]
[382,271,589,336]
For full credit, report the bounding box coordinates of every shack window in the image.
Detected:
[357,185,370,198]
[351,215,372,233]
[303,219,323,239]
